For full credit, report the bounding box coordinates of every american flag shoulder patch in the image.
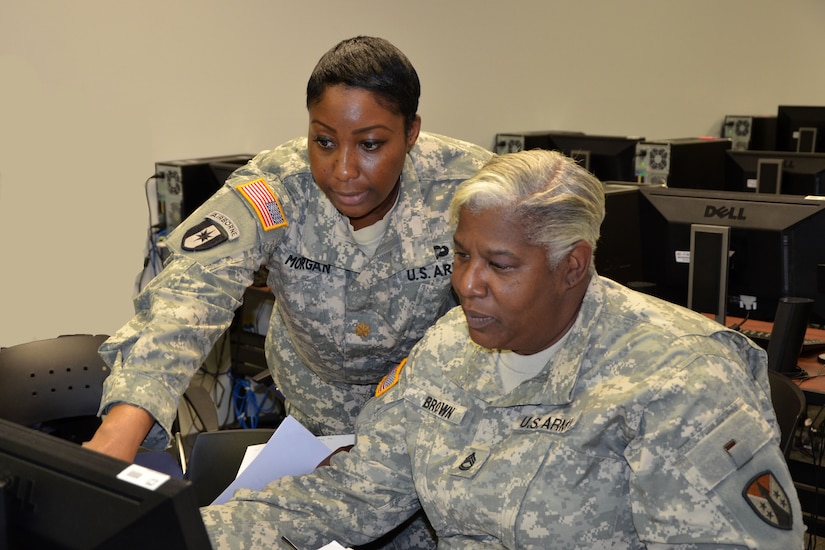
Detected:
[238,179,288,231]
[376,358,407,398]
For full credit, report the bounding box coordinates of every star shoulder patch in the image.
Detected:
[181,218,229,251]
[376,358,406,398]
[743,471,793,530]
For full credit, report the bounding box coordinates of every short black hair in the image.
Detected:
[306,36,420,133]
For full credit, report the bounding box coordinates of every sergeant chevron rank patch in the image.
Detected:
[451,447,489,478]
[743,471,793,529]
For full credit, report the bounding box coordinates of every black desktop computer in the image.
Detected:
[494,131,586,154]
[720,115,777,152]
[634,137,732,190]
[155,154,253,231]
[494,131,643,182]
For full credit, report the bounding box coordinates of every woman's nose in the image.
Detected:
[333,146,358,181]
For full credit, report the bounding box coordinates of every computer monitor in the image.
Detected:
[725,150,825,195]
[776,105,825,153]
[637,186,825,324]
[542,133,644,182]
[596,183,644,286]
[0,418,210,549]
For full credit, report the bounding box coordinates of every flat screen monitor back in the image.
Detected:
[597,184,644,286]
[776,105,825,153]
[637,186,825,324]
[724,150,825,196]
[0,418,210,549]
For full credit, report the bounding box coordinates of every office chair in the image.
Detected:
[0,333,221,464]
[767,369,806,458]
[0,334,111,443]
[184,427,277,506]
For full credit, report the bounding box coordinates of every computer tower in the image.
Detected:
[720,115,777,151]
[634,138,732,190]
[493,131,585,154]
[155,154,253,231]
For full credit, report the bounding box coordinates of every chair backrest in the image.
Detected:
[185,428,276,506]
[767,369,806,458]
[0,334,110,428]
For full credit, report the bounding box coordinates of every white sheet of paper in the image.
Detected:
[235,433,355,478]
[317,433,356,452]
[211,416,334,505]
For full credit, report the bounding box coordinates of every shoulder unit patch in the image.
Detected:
[182,219,228,251]
[743,471,793,530]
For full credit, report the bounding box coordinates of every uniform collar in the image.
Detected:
[476,277,606,407]
[300,154,436,278]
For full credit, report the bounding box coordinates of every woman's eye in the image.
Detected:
[314,137,334,149]
[362,141,382,152]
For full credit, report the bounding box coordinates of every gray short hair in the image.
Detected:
[449,149,606,272]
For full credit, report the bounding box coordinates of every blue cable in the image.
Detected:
[232,377,280,429]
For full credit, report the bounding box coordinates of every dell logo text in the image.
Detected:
[704,205,746,220]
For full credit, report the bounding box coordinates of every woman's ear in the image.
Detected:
[407,115,422,152]
[564,241,592,287]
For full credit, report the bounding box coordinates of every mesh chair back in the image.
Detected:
[0,334,110,427]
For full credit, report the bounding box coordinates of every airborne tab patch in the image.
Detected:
[238,179,288,231]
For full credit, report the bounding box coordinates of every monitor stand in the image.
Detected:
[688,224,731,325]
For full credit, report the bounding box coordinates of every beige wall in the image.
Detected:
[2,0,824,345]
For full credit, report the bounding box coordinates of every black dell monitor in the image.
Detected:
[0,418,210,549]
[596,183,645,286]
[725,150,825,196]
[776,105,825,153]
[637,186,825,324]
[542,133,644,182]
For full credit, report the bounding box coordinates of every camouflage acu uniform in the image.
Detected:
[201,276,804,549]
[98,131,492,445]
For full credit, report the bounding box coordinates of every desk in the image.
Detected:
[793,323,825,400]
[727,316,825,535]
[716,316,825,399]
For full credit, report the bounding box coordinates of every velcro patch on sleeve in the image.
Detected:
[238,179,288,231]
[376,358,407,398]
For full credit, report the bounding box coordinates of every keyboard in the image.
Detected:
[737,327,825,354]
